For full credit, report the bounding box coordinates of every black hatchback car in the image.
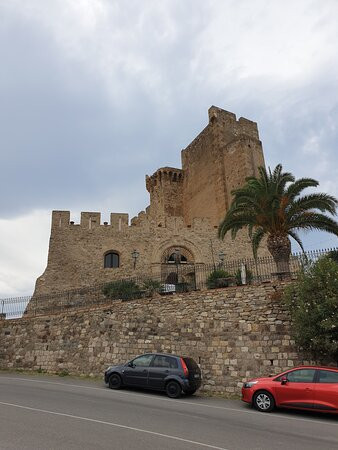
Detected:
[104,353,202,398]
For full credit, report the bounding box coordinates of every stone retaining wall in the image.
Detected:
[0,283,312,395]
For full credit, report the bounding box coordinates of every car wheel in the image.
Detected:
[253,391,275,412]
[166,381,182,399]
[108,374,122,390]
[184,389,197,396]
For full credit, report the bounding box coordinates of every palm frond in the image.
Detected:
[289,213,338,236]
[286,178,318,199]
[287,230,305,252]
[287,193,338,217]
[218,213,257,239]
[251,227,266,259]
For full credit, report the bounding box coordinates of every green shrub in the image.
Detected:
[283,256,338,363]
[103,280,141,300]
[235,268,253,285]
[328,249,338,264]
[142,279,161,297]
[207,269,232,289]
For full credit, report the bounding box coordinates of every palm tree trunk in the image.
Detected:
[267,234,291,278]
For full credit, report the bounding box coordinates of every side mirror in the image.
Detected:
[128,362,134,368]
[281,376,288,385]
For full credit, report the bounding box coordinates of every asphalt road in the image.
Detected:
[0,373,337,450]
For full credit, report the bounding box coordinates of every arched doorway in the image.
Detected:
[161,246,196,291]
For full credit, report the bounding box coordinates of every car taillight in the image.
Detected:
[180,358,189,377]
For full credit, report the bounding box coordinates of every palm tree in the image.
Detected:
[218,164,338,274]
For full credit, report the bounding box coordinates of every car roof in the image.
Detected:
[142,352,181,358]
[132,352,192,360]
[276,366,338,374]
[289,365,338,371]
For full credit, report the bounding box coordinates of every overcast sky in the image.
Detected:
[1,0,338,297]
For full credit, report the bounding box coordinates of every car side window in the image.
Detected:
[287,369,316,383]
[132,355,153,367]
[318,370,338,383]
[152,356,178,369]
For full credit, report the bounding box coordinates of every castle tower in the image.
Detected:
[146,167,184,224]
[181,106,265,226]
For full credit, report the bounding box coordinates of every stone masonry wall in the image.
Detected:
[0,283,313,396]
[35,212,261,295]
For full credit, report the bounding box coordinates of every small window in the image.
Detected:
[132,354,154,367]
[104,252,119,268]
[318,370,338,383]
[152,355,178,369]
[286,369,316,383]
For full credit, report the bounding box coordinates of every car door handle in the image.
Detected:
[305,387,312,391]
[165,370,169,373]
[143,369,147,373]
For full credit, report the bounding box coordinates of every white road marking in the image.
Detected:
[0,375,336,427]
[0,401,228,450]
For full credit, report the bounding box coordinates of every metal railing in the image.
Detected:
[1,248,336,320]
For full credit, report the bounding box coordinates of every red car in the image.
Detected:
[242,366,338,413]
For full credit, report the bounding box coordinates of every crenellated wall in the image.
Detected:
[146,167,184,221]
[0,283,321,396]
[36,209,258,295]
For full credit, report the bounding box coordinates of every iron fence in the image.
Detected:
[0,247,336,320]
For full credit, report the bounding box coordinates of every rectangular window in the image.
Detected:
[287,369,316,383]
[318,370,338,383]
[104,252,119,268]
[152,355,178,369]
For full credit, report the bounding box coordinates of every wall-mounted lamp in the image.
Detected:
[131,250,139,269]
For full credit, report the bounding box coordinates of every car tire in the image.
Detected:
[253,391,275,412]
[184,389,197,396]
[166,381,182,399]
[108,373,122,390]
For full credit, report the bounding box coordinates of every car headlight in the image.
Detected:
[243,381,258,388]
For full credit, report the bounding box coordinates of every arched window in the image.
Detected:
[104,252,119,268]
[162,246,193,264]
[167,253,188,264]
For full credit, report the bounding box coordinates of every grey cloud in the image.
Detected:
[0,0,337,228]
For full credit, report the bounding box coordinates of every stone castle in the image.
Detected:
[34,106,266,296]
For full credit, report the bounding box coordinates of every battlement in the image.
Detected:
[182,107,259,159]
[51,211,129,231]
[208,105,236,123]
[146,167,183,192]
[51,210,214,233]
[208,105,259,139]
